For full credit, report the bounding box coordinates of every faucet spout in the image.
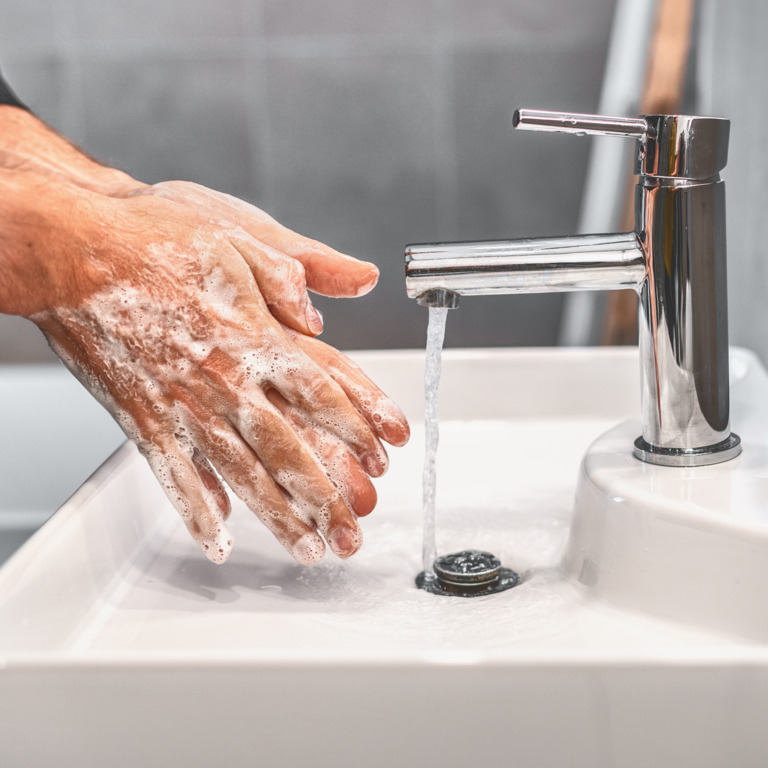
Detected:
[405,232,644,299]
[405,108,741,467]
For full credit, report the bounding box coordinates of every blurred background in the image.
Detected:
[2,0,768,559]
[0,0,616,358]
[2,0,767,359]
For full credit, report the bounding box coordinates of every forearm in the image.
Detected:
[0,96,145,318]
[0,167,102,317]
[0,105,143,196]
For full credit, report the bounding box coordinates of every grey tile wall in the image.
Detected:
[449,0,613,39]
[70,0,256,45]
[453,46,605,242]
[0,0,615,360]
[0,54,70,130]
[707,0,768,366]
[80,56,260,201]
[263,0,437,37]
[0,1,62,50]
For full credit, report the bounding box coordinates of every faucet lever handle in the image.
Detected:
[514,108,730,180]
[513,108,647,139]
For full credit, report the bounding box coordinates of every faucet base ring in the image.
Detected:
[633,433,742,467]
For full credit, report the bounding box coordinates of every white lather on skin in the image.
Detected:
[33,236,393,565]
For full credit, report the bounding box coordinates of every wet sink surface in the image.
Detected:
[68,420,652,659]
[2,348,768,768]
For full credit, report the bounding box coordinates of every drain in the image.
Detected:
[416,549,520,597]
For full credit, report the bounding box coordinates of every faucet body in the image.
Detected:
[405,109,740,467]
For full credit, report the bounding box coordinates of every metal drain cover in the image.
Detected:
[416,549,520,597]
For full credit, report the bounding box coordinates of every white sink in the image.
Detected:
[565,347,768,641]
[2,348,768,768]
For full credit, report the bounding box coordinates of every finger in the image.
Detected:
[189,416,328,565]
[234,398,364,558]
[139,434,234,564]
[267,233,379,299]
[228,231,324,336]
[43,329,236,563]
[233,217,378,298]
[265,388,378,518]
[286,330,410,447]
[143,181,379,298]
[270,353,390,478]
[205,193,379,297]
[191,346,365,558]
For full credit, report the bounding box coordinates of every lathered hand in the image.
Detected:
[2,168,409,564]
[128,180,381,336]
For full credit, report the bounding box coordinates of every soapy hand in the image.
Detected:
[130,180,381,332]
[2,162,409,565]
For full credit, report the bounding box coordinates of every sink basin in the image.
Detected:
[2,348,768,768]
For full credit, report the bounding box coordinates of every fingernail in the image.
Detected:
[328,526,362,558]
[292,533,325,565]
[366,262,379,281]
[355,265,379,297]
[306,304,324,335]
[362,451,386,477]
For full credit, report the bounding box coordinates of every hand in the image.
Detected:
[0,107,380,332]
[7,172,408,564]
[0,106,380,336]
[131,181,381,318]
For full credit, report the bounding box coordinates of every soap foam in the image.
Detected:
[32,235,385,564]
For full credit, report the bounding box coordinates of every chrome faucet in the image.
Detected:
[405,108,741,467]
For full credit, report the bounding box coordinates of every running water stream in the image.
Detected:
[417,306,521,598]
[421,306,449,577]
